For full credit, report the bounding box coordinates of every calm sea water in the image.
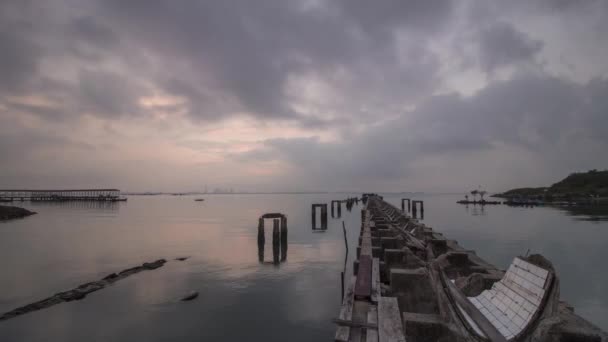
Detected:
[0,193,606,341]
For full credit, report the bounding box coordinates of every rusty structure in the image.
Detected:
[0,189,125,202]
[312,203,328,230]
[258,213,288,264]
[335,195,607,342]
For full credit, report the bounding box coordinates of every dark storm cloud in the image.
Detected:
[1,0,608,190]
[477,22,543,73]
[236,71,608,187]
[0,1,43,93]
[77,69,145,118]
[93,0,454,122]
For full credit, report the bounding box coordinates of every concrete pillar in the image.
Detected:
[280,216,287,261]
[321,205,327,228]
[272,219,280,264]
[257,218,265,262]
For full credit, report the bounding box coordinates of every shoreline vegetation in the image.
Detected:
[493,169,608,204]
[0,205,36,221]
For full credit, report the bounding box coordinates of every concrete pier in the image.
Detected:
[401,198,410,213]
[312,203,328,230]
[258,213,288,264]
[332,200,343,218]
[335,195,607,341]
[411,200,424,219]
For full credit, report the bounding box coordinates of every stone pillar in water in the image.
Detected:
[272,219,280,264]
[258,218,265,262]
[280,216,288,261]
[321,204,328,229]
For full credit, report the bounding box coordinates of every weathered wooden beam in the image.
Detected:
[378,297,405,342]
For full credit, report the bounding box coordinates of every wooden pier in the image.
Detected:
[0,189,126,202]
[335,194,607,341]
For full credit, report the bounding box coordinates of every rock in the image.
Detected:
[143,259,166,269]
[455,273,486,297]
[0,205,36,221]
[103,273,118,280]
[0,257,168,322]
[180,291,199,301]
[525,253,554,272]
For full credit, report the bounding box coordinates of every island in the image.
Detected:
[493,169,608,204]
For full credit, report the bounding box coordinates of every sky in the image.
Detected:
[1,0,607,193]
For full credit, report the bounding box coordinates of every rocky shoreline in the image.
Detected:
[0,259,166,322]
[0,205,36,221]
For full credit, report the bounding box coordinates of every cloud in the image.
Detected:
[232,72,608,191]
[0,0,607,191]
[477,22,543,73]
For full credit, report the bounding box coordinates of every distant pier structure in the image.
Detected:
[0,189,126,202]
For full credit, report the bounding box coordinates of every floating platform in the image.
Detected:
[335,195,607,341]
[457,200,502,205]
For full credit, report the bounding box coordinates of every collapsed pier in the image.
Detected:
[335,195,607,342]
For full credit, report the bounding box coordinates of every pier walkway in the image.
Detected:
[335,194,607,341]
[0,189,125,202]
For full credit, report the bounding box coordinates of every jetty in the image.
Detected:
[0,189,126,202]
[335,194,607,341]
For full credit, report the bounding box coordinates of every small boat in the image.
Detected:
[194,198,205,202]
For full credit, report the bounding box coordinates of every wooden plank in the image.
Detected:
[333,318,377,329]
[351,301,369,342]
[371,258,380,303]
[335,276,356,342]
[366,305,379,342]
[378,297,405,342]
[355,256,372,299]
[360,237,373,256]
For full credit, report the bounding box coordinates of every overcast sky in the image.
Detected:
[1,0,607,193]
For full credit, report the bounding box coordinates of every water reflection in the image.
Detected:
[552,204,608,222]
[464,204,487,216]
[28,200,121,210]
